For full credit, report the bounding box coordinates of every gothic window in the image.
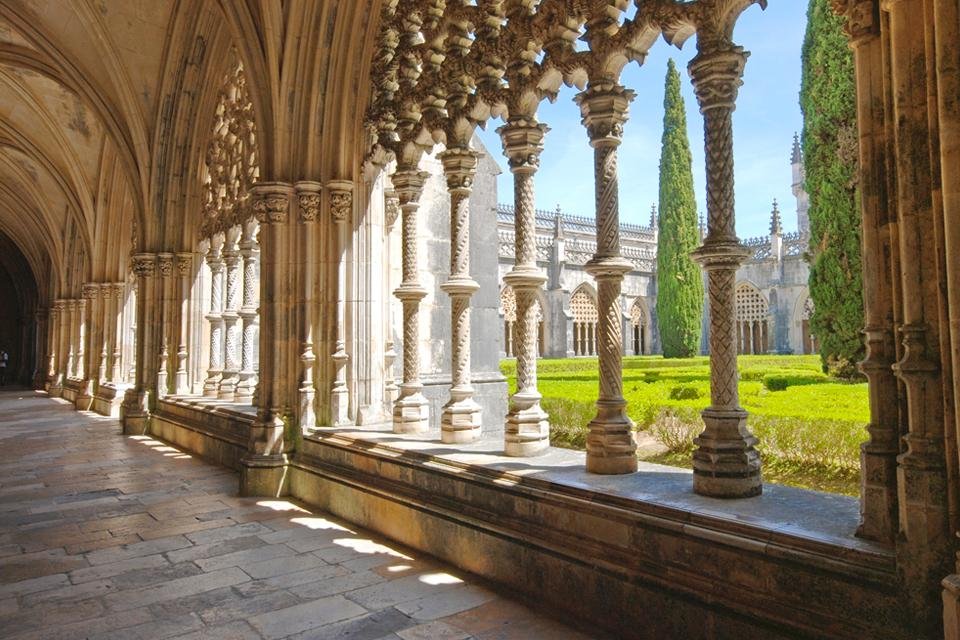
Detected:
[198,50,262,402]
[735,284,769,355]
[801,296,818,355]
[570,287,598,357]
[630,299,647,356]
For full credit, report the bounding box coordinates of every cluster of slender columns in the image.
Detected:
[203,222,260,402]
[737,320,769,355]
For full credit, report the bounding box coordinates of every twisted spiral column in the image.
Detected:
[499,119,550,456]
[204,236,225,397]
[689,45,761,498]
[391,168,430,433]
[575,84,637,475]
[237,217,260,402]
[439,147,482,443]
[219,232,242,400]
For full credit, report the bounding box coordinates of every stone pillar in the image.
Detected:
[886,1,953,631]
[500,119,550,456]
[392,168,431,433]
[328,181,353,427]
[33,308,46,388]
[689,45,762,497]
[110,284,125,384]
[156,253,176,398]
[383,189,401,409]
[77,286,95,406]
[219,229,242,400]
[575,84,637,474]
[174,254,192,395]
[296,182,321,430]
[48,300,64,390]
[438,147,483,444]
[65,300,77,378]
[122,253,157,432]
[243,183,294,497]
[204,234,225,397]
[237,218,260,402]
[75,298,87,381]
[97,284,109,384]
[837,0,898,545]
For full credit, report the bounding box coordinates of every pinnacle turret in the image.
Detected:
[769,199,783,236]
[649,203,657,230]
[791,132,802,164]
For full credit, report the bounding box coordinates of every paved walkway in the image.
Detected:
[0,390,595,640]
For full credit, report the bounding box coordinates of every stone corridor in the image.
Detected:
[0,390,595,640]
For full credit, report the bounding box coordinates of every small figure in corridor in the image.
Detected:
[0,349,8,386]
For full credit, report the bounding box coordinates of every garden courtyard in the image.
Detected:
[502,355,869,495]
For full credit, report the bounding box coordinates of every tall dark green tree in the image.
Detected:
[800,0,863,377]
[656,59,703,358]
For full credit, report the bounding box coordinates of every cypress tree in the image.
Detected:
[800,0,864,377]
[656,59,703,359]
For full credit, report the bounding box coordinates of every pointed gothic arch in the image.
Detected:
[735,282,769,355]
[629,297,651,355]
[570,284,599,357]
[499,284,544,358]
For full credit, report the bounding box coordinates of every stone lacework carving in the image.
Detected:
[201,49,260,238]
[629,299,646,327]
[570,289,599,324]
[735,283,768,322]
[366,0,765,479]
[802,296,814,321]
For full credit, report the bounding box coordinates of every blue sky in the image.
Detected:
[475,2,808,239]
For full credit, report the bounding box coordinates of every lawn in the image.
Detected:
[501,355,869,495]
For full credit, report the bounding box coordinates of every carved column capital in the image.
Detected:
[295,181,323,223]
[130,253,157,278]
[53,299,67,312]
[574,83,634,148]
[251,183,293,224]
[688,45,748,113]
[392,169,429,206]
[81,283,99,300]
[835,0,880,44]
[438,147,479,195]
[384,189,400,229]
[328,180,354,223]
[157,253,176,278]
[176,254,192,277]
[498,119,549,175]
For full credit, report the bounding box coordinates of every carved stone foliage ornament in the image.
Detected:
[298,194,321,222]
[330,189,352,222]
[253,195,289,224]
[201,48,260,238]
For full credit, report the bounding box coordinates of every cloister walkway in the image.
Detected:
[0,390,594,640]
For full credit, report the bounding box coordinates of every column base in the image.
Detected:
[585,401,637,475]
[505,394,550,457]
[692,408,762,498]
[121,389,150,435]
[239,454,289,497]
[331,386,350,427]
[393,391,430,434]
[441,394,482,444]
[203,375,221,398]
[235,373,256,403]
[75,379,93,411]
[218,375,238,401]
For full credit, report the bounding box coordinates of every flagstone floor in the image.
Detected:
[0,389,597,640]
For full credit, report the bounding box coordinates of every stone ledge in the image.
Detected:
[150,397,253,470]
[292,427,906,639]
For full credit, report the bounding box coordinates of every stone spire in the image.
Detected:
[769,199,783,236]
[698,213,705,241]
[791,133,810,234]
[649,203,657,230]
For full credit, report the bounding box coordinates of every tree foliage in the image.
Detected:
[800,0,864,378]
[656,59,703,359]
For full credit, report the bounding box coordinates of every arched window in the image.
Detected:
[735,283,769,355]
[199,50,261,402]
[629,298,648,355]
[570,287,599,356]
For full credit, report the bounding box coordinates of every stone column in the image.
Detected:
[65,300,77,378]
[48,300,64,389]
[97,284,109,384]
[81,284,99,385]
[204,234,225,396]
[689,45,762,497]
[110,284,125,384]
[296,182,321,429]
[837,0,898,544]
[236,218,260,402]
[32,308,46,388]
[243,183,294,496]
[575,84,637,474]
[219,229,242,400]
[392,168,431,434]
[500,119,550,456]
[383,189,400,409]
[155,254,176,398]
[329,180,353,427]
[439,147,483,443]
[886,1,952,631]
[75,298,88,381]
[122,253,157,432]
[175,254,192,395]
